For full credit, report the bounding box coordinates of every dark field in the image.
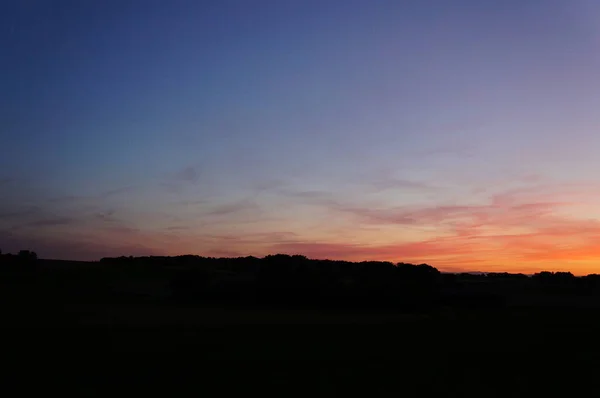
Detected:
[2,254,600,396]
[6,305,600,397]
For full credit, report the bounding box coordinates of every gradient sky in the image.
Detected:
[2,1,600,274]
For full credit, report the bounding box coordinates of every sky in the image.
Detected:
[2,1,600,274]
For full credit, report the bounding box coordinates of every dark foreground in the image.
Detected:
[5,304,600,397]
[2,254,600,396]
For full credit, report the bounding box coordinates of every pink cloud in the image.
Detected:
[5,180,600,275]
[255,184,600,274]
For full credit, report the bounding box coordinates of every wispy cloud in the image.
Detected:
[264,222,600,274]
[203,231,298,244]
[95,210,117,223]
[352,167,438,193]
[367,178,435,192]
[160,165,204,194]
[252,179,286,192]
[339,206,417,225]
[99,186,136,198]
[277,188,334,201]
[173,199,209,206]
[164,225,190,231]
[102,225,140,234]
[45,185,138,207]
[4,177,600,274]
[176,166,202,183]
[26,217,76,227]
[204,199,260,217]
[274,188,344,211]
[47,195,81,204]
[159,181,183,194]
[0,206,41,220]
[282,183,579,231]
[225,183,600,273]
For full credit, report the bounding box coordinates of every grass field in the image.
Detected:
[3,257,599,396]
[4,304,600,397]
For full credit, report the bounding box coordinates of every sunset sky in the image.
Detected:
[2,1,600,274]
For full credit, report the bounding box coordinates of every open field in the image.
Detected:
[4,303,600,397]
[3,255,600,396]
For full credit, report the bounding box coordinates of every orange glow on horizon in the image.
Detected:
[6,183,600,276]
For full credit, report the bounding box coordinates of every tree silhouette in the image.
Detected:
[18,250,37,261]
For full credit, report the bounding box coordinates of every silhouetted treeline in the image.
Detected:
[3,250,600,313]
[0,249,37,266]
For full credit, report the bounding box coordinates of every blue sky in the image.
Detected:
[2,1,600,274]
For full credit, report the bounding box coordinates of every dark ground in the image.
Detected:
[2,254,600,396]
[5,305,600,397]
